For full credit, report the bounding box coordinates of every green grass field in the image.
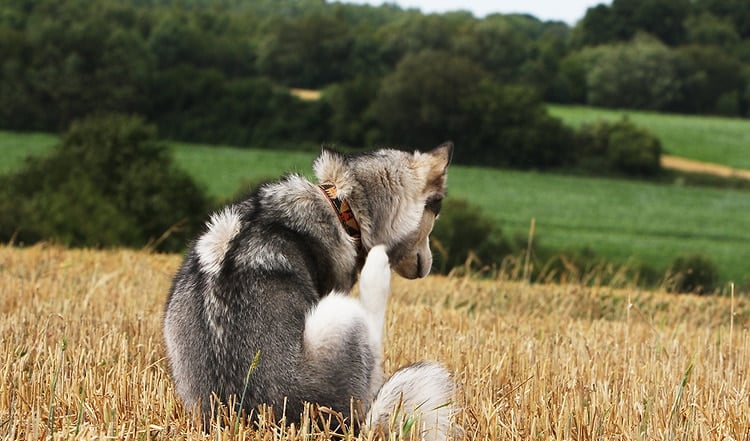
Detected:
[173,142,318,198]
[549,105,750,170]
[1,127,748,285]
[0,131,57,174]
[449,166,750,284]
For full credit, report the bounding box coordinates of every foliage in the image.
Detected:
[369,50,488,150]
[574,118,663,177]
[255,12,356,88]
[666,254,720,294]
[672,45,746,115]
[148,67,327,146]
[548,104,750,170]
[368,50,576,169]
[577,37,684,111]
[321,76,381,148]
[430,198,516,274]
[534,247,661,287]
[0,114,210,250]
[571,0,750,115]
[0,0,749,147]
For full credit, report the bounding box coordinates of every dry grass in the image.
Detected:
[289,88,322,101]
[1,245,748,440]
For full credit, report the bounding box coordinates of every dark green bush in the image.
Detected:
[607,121,662,176]
[430,198,515,274]
[0,114,210,251]
[534,247,661,287]
[666,254,720,295]
[574,119,662,177]
[147,67,327,146]
[321,76,381,148]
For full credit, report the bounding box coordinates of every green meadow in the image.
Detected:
[549,105,750,169]
[449,166,750,284]
[0,131,57,174]
[1,123,748,286]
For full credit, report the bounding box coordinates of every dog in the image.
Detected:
[163,143,455,439]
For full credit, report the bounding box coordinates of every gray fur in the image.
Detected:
[163,144,455,436]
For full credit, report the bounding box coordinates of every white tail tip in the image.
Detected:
[366,361,457,441]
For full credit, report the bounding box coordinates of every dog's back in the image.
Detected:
[164,176,366,420]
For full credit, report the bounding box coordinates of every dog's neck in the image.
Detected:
[318,181,361,242]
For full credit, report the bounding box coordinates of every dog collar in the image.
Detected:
[318,181,361,241]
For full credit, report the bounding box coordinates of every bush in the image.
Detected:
[430,198,515,274]
[534,247,661,288]
[574,119,662,177]
[666,254,720,295]
[321,76,381,148]
[0,114,210,251]
[607,121,662,176]
[148,67,327,146]
[367,50,577,170]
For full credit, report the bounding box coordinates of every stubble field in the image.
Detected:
[1,245,748,440]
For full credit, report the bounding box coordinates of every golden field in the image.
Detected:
[1,245,748,440]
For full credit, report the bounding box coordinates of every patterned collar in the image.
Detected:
[318,181,361,241]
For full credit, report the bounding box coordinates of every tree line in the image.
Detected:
[0,0,747,168]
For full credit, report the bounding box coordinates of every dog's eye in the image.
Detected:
[425,197,442,215]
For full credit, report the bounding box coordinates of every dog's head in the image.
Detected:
[314,142,452,279]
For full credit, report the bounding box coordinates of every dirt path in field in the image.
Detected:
[661,155,750,180]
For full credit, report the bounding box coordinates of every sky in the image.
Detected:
[340,0,611,25]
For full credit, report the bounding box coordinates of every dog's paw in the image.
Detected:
[360,245,390,309]
[362,245,390,280]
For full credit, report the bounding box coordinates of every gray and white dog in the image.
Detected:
[163,143,455,439]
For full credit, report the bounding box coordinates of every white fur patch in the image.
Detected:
[359,245,390,350]
[196,206,242,276]
[304,292,370,351]
[367,362,455,441]
[235,238,293,272]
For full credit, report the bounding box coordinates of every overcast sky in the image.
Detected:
[339,0,611,25]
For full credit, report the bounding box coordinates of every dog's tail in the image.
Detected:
[366,361,456,441]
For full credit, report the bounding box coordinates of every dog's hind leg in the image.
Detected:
[303,245,390,360]
[300,246,391,425]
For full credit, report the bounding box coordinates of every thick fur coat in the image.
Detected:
[163,144,455,439]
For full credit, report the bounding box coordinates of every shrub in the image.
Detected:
[430,198,515,274]
[574,119,662,177]
[321,76,381,148]
[0,114,210,251]
[666,254,720,295]
[606,121,662,176]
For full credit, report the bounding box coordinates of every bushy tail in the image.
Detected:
[366,361,456,441]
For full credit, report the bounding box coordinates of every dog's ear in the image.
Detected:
[313,147,347,183]
[428,142,453,172]
[416,142,452,194]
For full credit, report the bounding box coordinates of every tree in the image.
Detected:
[696,0,750,39]
[255,12,355,88]
[577,4,619,45]
[585,36,683,110]
[672,45,745,114]
[369,50,575,169]
[452,15,530,83]
[684,13,740,46]
[470,82,575,169]
[322,76,381,148]
[574,119,662,177]
[578,0,692,45]
[0,114,210,250]
[369,50,487,150]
